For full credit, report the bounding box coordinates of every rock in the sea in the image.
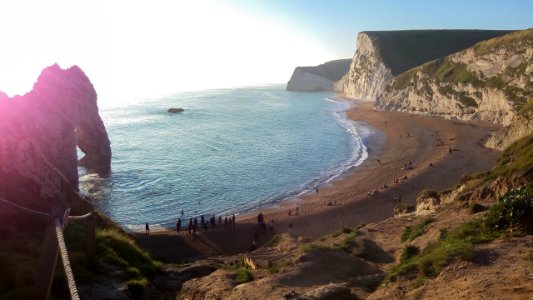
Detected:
[0,64,111,213]
[167,108,184,113]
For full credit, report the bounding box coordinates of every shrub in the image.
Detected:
[235,268,253,284]
[401,218,435,242]
[400,245,420,263]
[127,278,148,300]
[469,202,486,214]
[482,186,533,233]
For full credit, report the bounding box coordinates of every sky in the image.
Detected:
[0,0,531,104]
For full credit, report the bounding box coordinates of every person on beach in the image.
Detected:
[176,218,181,233]
[145,222,150,235]
[218,215,222,225]
[232,214,236,227]
[224,216,228,228]
[193,222,197,236]
[201,215,205,227]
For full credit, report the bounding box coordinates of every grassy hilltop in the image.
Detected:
[365,29,514,75]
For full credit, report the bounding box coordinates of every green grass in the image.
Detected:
[366,30,513,76]
[401,218,435,242]
[389,186,532,284]
[235,268,253,284]
[340,229,359,251]
[490,134,533,180]
[518,99,533,116]
[385,29,532,111]
[264,234,284,248]
[0,211,161,300]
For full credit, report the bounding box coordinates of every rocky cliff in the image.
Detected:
[377,29,532,127]
[0,64,111,213]
[341,30,513,101]
[485,100,533,150]
[286,59,351,91]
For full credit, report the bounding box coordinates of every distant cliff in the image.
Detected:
[378,29,532,129]
[340,30,514,100]
[286,59,351,91]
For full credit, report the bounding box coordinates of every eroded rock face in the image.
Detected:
[377,29,532,126]
[0,64,111,212]
[340,32,393,101]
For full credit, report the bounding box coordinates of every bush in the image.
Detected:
[400,245,420,263]
[127,278,148,300]
[469,202,486,214]
[482,186,533,233]
[401,218,435,242]
[235,268,253,284]
[264,234,283,247]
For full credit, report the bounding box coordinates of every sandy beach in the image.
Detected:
[136,102,502,262]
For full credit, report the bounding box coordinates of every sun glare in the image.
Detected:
[0,0,331,105]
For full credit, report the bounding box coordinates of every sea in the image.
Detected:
[79,85,373,231]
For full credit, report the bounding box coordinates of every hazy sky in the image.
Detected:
[0,0,531,104]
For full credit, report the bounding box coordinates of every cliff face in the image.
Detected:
[0,64,111,213]
[377,29,533,127]
[286,59,351,91]
[340,32,392,100]
[485,102,533,150]
[341,30,514,101]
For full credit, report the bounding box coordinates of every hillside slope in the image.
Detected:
[340,30,513,100]
[286,59,351,91]
[377,29,532,128]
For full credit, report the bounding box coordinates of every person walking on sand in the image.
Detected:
[176,218,182,233]
[145,222,150,235]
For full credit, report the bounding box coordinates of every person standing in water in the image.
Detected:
[145,222,150,235]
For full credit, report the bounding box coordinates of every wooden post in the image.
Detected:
[34,217,60,300]
[34,202,65,300]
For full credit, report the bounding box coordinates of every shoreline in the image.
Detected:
[136,101,503,261]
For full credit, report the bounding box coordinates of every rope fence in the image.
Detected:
[0,195,51,217]
[54,217,80,300]
[1,194,93,299]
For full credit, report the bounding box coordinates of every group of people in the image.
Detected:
[174,213,236,236]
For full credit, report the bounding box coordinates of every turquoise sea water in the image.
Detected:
[80,85,371,230]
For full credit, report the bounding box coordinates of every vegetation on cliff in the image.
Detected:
[387,133,533,289]
[386,29,533,111]
[365,29,513,76]
[0,211,160,299]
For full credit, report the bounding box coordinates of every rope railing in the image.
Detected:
[54,217,80,300]
[0,195,51,217]
[68,211,93,220]
[1,194,93,299]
